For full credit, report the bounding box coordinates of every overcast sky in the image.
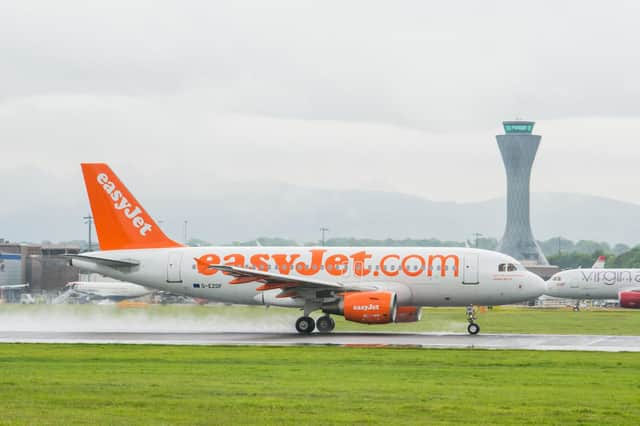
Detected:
[2,1,640,242]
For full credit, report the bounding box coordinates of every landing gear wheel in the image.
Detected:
[467,323,480,335]
[316,316,335,333]
[295,316,315,334]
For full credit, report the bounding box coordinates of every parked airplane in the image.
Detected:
[544,256,607,311]
[546,268,640,309]
[68,163,546,334]
[0,283,29,302]
[55,281,151,303]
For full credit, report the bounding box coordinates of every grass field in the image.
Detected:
[0,344,639,425]
[1,304,639,335]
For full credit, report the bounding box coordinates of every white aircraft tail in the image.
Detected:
[592,255,606,269]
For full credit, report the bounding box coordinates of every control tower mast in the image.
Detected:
[496,121,548,265]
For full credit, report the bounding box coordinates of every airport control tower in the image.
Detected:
[496,121,549,266]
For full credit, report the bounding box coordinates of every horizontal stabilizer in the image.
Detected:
[65,254,140,268]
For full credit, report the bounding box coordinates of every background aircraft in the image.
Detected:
[0,283,29,303]
[54,281,151,303]
[546,268,640,309]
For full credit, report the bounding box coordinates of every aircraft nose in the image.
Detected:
[526,272,547,298]
[544,275,564,296]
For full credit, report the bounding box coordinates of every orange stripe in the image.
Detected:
[276,290,298,299]
[229,276,261,285]
[255,283,297,291]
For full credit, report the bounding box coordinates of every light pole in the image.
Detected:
[83,214,93,251]
[472,232,483,248]
[184,220,189,245]
[320,227,329,247]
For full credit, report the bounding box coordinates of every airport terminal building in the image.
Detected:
[0,242,80,301]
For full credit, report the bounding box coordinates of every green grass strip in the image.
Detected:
[0,344,639,425]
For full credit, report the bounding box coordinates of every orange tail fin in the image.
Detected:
[81,163,182,250]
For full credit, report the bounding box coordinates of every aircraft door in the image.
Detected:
[462,255,479,284]
[167,251,183,283]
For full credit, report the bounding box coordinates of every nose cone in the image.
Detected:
[525,271,547,298]
[544,274,563,296]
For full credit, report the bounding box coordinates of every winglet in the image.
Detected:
[81,163,182,250]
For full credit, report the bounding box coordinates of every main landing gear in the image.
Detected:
[466,305,480,335]
[295,315,335,334]
[295,316,315,333]
[316,315,336,334]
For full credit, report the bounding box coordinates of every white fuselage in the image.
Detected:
[72,246,545,307]
[546,268,640,299]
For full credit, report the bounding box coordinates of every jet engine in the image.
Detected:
[395,306,422,323]
[619,291,640,309]
[323,291,397,324]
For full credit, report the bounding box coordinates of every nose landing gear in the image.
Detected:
[466,305,480,335]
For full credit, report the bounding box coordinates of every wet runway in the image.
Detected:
[1,331,639,351]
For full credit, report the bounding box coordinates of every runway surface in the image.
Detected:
[1,331,639,351]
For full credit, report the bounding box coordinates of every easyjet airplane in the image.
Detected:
[69,163,546,334]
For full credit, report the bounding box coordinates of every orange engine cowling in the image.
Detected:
[619,291,640,309]
[324,291,398,324]
[395,306,422,323]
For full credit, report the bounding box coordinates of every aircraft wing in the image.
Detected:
[204,262,375,297]
[0,283,29,290]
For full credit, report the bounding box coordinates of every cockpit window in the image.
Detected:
[552,276,562,281]
[498,263,518,272]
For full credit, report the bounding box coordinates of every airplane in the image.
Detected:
[555,256,610,311]
[0,283,29,302]
[546,267,640,309]
[54,280,151,303]
[67,163,546,334]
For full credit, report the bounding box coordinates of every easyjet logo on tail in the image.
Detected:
[96,173,152,236]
